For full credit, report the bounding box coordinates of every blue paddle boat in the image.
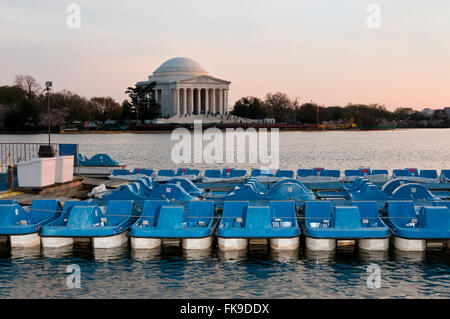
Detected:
[40,200,139,249]
[343,168,389,183]
[302,201,390,251]
[217,201,300,251]
[386,201,450,251]
[296,168,340,183]
[0,200,61,248]
[130,200,217,250]
[202,168,247,183]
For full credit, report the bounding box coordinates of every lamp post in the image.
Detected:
[44,81,52,145]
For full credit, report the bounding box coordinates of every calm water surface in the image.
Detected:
[0,129,449,298]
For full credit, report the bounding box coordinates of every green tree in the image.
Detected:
[231,96,266,119]
[125,82,161,121]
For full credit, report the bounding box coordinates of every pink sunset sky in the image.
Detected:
[1,0,449,110]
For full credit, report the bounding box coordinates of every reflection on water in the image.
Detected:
[0,241,449,298]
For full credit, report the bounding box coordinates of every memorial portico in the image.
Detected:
[136,57,231,117]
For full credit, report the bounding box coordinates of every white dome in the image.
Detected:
[153,57,208,76]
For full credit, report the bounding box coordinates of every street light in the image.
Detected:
[44,81,52,145]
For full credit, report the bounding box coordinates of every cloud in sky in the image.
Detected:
[1,0,449,109]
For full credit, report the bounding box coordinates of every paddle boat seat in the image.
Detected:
[217,201,299,238]
[302,201,390,239]
[130,200,217,239]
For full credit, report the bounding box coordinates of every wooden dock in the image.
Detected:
[0,176,130,206]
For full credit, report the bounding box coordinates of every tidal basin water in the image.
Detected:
[0,129,449,298]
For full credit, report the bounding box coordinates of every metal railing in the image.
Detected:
[0,143,60,173]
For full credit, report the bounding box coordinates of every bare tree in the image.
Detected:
[14,74,41,97]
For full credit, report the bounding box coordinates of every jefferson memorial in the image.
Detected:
[137,57,231,118]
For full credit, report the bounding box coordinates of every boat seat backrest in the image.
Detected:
[333,206,361,229]
[231,169,246,177]
[372,169,388,175]
[418,206,450,231]
[323,170,340,178]
[112,169,130,176]
[141,200,169,227]
[0,204,25,225]
[419,170,438,179]
[158,169,175,177]
[304,201,332,224]
[345,169,361,177]
[297,169,314,177]
[156,206,184,229]
[66,206,102,228]
[245,206,272,230]
[387,201,416,227]
[222,201,249,227]
[30,200,60,224]
[351,201,380,219]
[276,170,294,178]
[393,169,409,177]
[205,169,222,178]
[105,200,133,225]
[187,201,214,226]
[270,201,296,224]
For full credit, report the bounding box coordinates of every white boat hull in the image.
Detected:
[270,237,299,251]
[9,233,41,248]
[359,238,389,251]
[394,237,426,252]
[182,236,212,250]
[92,232,128,249]
[218,238,248,251]
[306,237,336,251]
[41,236,74,249]
[131,237,162,250]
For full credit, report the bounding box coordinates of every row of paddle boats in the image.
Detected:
[111,167,450,184]
[0,197,448,252]
[95,176,447,203]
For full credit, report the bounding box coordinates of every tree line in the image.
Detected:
[231,92,450,128]
[0,75,161,132]
[0,75,448,131]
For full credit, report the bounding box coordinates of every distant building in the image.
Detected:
[136,57,231,117]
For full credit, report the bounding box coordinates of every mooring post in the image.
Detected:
[7,153,14,189]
